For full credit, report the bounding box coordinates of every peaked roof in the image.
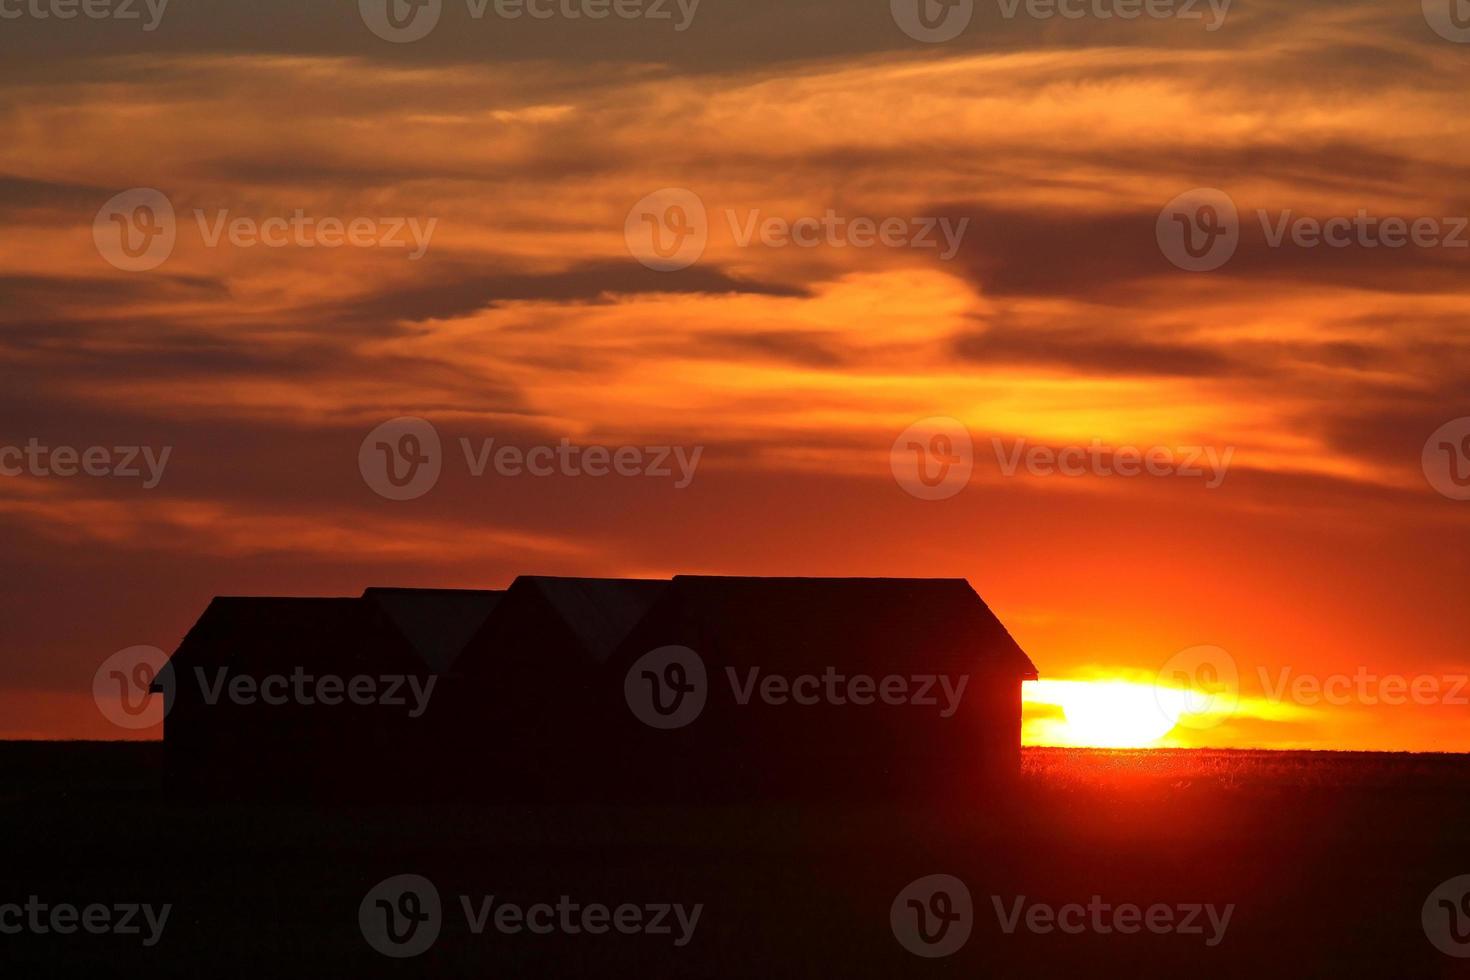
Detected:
[168,576,1035,683]
[170,596,421,674]
[361,588,503,673]
[645,576,1037,677]
[516,576,670,664]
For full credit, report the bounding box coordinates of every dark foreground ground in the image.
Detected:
[3,743,1468,978]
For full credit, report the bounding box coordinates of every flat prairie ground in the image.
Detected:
[2,743,1467,978]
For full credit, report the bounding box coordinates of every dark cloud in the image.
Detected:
[0,275,230,326]
[316,258,807,327]
[955,324,1237,377]
[940,196,1470,302]
[0,0,1429,73]
[0,174,113,209]
[0,0,1467,751]
[695,329,848,368]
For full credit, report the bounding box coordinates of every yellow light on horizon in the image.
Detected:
[1023,678,1195,749]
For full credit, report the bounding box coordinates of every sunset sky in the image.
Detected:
[1,0,1467,750]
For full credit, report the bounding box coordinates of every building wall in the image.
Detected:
[597,601,1029,803]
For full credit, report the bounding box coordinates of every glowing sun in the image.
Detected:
[1023,679,1190,748]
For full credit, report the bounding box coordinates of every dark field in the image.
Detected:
[3,743,1467,977]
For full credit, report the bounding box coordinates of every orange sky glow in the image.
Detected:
[1,0,1467,751]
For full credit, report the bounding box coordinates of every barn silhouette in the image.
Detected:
[154,576,1038,801]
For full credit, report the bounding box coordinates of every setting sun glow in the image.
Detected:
[1024,679,1193,748]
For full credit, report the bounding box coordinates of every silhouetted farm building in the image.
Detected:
[158,596,433,796]
[156,576,1037,801]
[605,577,1037,801]
[456,576,669,800]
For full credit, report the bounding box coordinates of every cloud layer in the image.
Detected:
[1,0,1466,748]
